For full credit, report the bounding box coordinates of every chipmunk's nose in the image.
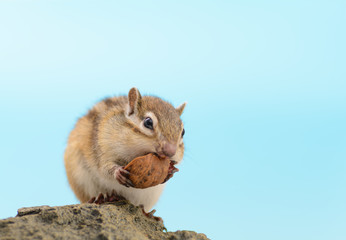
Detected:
[162,142,177,158]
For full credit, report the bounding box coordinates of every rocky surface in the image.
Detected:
[0,201,208,240]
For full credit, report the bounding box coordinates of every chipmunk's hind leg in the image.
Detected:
[139,205,163,223]
[88,191,126,204]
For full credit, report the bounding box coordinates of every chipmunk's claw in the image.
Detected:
[115,166,134,187]
[140,205,163,223]
[88,191,126,204]
[88,193,106,204]
[87,197,96,203]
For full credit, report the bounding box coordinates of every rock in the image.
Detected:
[0,201,209,240]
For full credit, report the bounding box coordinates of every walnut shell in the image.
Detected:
[124,153,170,189]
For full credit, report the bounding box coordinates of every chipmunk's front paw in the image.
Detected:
[115,166,134,187]
[162,161,179,184]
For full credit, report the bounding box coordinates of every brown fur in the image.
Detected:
[64,88,186,206]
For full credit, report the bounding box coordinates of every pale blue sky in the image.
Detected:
[0,1,345,239]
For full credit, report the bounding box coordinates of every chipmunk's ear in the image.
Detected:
[176,102,186,116]
[127,87,142,116]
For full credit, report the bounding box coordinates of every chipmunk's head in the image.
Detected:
[125,87,186,163]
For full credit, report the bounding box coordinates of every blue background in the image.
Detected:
[0,1,345,239]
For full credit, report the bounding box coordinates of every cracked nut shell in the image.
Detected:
[124,153,170,189]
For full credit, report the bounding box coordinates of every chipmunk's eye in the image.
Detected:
[181,128,185,137]
[144,117,153,130]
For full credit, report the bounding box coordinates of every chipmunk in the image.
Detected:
[64,88,186,213]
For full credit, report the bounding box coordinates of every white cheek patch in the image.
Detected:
[139,122,155,137]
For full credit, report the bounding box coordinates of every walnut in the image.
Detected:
[124,153,170,189]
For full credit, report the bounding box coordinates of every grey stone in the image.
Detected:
[0,201,209,240]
